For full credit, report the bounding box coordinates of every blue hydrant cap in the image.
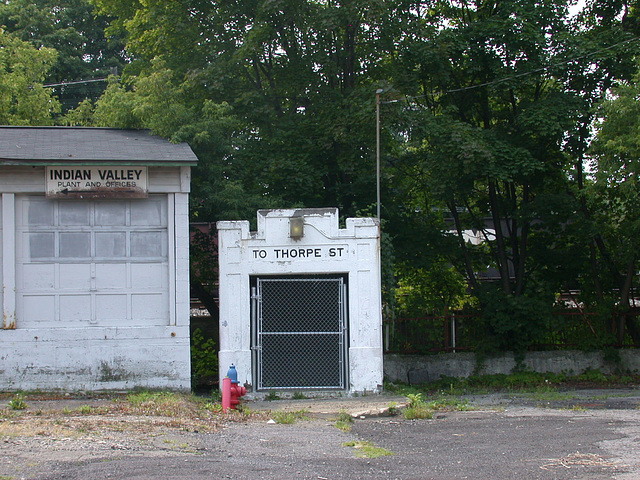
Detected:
[227,364,238,383]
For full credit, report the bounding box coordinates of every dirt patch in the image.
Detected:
[0,392,249,479]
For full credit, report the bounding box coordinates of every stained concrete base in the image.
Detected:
[384,350,640,385]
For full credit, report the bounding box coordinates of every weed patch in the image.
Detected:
[334,410,354,431]
[404,405,433,420]
[343,441,394,458]
[264,391,280,401]
[399,392,469,419]
[271,409,309,424]
[7,394,27,411]
[527,390,577,403]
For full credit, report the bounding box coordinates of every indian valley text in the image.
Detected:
[48,168,144,187]
[45,167,149,197]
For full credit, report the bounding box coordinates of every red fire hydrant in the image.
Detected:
[222,364,246,412]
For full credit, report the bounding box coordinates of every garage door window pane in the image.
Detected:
[95,232,126,257]
[59,202,90,226]
[29,233,55,258]
[95,202,126,226]
[131,199,164,226]
[60,232,91,258]
[131,231,166,257]
[28,202,54,225]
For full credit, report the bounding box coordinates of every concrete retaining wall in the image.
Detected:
[384,350,640,385]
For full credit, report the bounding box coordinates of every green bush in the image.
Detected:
[191,328,218,387]
[8,394,27,410]
[478,288,552,355]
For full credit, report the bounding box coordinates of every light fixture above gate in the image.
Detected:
[289,216,304,239]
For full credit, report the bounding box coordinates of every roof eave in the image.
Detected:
[0,159,198,166]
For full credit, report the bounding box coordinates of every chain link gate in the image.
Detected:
[251,277,348,390]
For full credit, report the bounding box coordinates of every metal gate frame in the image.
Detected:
[251,276,348,390]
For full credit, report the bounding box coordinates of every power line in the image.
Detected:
[391,36,640,103]
[43,77,109,88]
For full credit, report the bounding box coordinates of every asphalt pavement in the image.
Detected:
[5,388,640,480]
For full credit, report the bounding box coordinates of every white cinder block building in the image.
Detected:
[217,208,383,394]
[0,126,197,391]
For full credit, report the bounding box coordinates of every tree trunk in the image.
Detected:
[617,256,638,344]
[448,199,480,292]
[488,179,512,294]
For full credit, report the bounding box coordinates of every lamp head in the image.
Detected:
[290,216,304,239]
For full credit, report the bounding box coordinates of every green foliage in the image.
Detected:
[87,0,393,221]
[343,441,394,458]
[403,392,471,419]
[380,227,397,316]
[39,0,640,353]
[61,98,96,126]
[586,65,640,344]
[0,30,60,125]
[384,0,640,345]
[189,227,219,320]
[406,393,424,408]
[271,409,309,424]
[190,328,218,387]
[477,287,554,355]
[264,391,280,401]
[395,263,470,317]
[8,394,27,410]
[335,410,354,427]
[403,392,433,419]
[403,406,434,420]
[91,77,140,128]
[0,0,126,112]
[334,419,353,432]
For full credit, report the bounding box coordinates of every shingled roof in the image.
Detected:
[0,126,198,166]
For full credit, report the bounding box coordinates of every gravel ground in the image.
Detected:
[1,389,639,480]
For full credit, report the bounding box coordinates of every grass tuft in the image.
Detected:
[334,410,354,431]
[343,441,394,458]
[8,394,27,411]
[271,409,309,424]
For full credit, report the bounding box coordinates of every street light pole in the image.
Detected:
[376,88,383,222]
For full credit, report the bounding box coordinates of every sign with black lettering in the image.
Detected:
[251,246,348,261]
[46,166,148,198]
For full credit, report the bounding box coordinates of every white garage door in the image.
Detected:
[16,195,169,328]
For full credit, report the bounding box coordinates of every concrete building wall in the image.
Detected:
[1,167,192,392]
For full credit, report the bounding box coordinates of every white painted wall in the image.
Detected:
[217,208,383,394]
[0,167,191,392]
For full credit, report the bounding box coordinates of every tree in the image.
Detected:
[0,28,60,124]
[0,0,126,111]
[387,2,577,292]
[88,0,393,220]
[78,0,402,335]
[588,66,640,344]
[82,0,640,351]
[383,0,640,350]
